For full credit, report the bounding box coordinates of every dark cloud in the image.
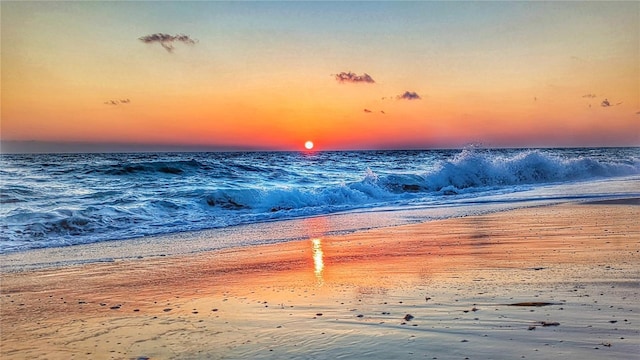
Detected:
[600,98,623,108]
[363,108,386,114]
[582,94,597,98]
[139,33,197,53]
[104,99,130,106]
[397,91,421,100]
[335,71,375,84]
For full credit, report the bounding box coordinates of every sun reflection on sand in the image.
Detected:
[311,238,324,285]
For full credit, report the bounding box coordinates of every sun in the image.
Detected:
[304,140,314,150]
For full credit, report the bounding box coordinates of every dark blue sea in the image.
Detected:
[1,147,639,254]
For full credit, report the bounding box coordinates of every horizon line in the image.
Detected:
[1,140,638,155]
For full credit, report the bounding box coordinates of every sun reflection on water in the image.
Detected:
[311,238,324,285]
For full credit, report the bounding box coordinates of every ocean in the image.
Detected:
[1,147,639,254]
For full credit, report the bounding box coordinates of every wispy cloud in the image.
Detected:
[363,108,386,114]
[397,91,421,100]
[139,33,197,53]
[104,99,130,106]
[334,71,375,84]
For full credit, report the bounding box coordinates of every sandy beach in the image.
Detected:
[1,201,639,359]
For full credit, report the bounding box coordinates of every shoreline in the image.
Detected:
[1,201,639,359]
[2,195,638,272]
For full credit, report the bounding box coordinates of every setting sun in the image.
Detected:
[305,141,314,150]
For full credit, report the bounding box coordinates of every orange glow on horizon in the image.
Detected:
[1,2,638,152]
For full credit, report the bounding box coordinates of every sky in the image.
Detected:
[1,1,638,153]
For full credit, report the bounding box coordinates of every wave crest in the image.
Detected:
[418,149,639,193]
[97,159,204,175]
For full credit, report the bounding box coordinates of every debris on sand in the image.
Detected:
[506,302,560,307]
[404,314,414,321]
[539,321,560,327]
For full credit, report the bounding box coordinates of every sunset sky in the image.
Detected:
[1,1,638,152]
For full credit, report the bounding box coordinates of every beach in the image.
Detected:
[1,200,639,359]
[3,0,639,357]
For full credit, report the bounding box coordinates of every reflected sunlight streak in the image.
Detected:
[312,238,324,285]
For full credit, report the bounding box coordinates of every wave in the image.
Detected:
[203,149,640,211]
[93,159,205,175]
[85,158,289,179]
[1,148,638,252]
[413,149,640,194]
[0,186,38,204]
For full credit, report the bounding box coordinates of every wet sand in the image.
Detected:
[1,201,639,359]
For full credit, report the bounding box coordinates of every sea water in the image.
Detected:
[1,147,639,254]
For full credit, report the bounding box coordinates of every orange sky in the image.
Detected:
[1,1,638,152]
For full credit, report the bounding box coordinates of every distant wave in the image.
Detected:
[93,159,205,175]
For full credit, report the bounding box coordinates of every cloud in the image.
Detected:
[600,98,623,107]
[104,99,130,105]
[335,71,375,84]
[363,108,386,114]
[139,33,197,53]
[397,91,421,100]
[582,94,597,98]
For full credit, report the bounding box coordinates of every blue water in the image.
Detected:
[1,147,639,254]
